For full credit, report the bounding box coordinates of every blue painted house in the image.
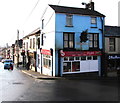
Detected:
[38,1,105,76]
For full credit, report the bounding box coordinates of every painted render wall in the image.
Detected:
[55,13,104,50]
[54,13,104,76]
[40,6,104,76]
[40,6,56,76]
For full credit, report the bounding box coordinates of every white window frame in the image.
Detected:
[63,56,98,74]
[66,14,73,26]
[91,17,97,24]
[43,54,51,69]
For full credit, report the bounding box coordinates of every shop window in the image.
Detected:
[87,56,92,60]
[43,54,51,69]
[93,56,97,60]
[64,57,69,61]
[75,57,80,60]
[69,57,74,61]
[63,62,71,72]
[81,56,86,60]
[72,62,80,72]
[49,60,51,68]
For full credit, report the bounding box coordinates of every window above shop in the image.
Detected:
[30,39,32,49]
[109,38,116,52]
[66,14,73,27]
[88,33,99,50]
[91,17,97,28]
[63,32,74,49]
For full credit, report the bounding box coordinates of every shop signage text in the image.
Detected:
[109,55,120,59]
[41,49,51,55]
[60,50,102,57]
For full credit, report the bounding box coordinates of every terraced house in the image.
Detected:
[104,26,120,74]
[38,1,105,76]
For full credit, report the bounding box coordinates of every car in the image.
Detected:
[1,59,5,63]
[3,59,14,70]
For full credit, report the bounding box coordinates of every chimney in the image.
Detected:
[82,0,95,10]
[90,2,94,10]
[85,0,94,10]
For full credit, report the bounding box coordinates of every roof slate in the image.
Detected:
[49,4,105,17]
[104,26,120,37]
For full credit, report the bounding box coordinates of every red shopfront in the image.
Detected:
[60,50,102,75]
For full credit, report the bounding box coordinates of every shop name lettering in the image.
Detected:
[109,56,120,59]
[60,51,101,57]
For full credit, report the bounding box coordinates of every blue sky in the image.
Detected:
[0,0,119,47]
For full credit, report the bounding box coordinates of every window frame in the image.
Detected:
[91,17,97,24]
[88,33,99,49]
[43,54,51,69]
[63,56,98,73]
[63,32,75,49]
[42,19,44,29]
[66,14,73,27]
[109,38,116,52]
[30,39,32,49]
[33,38,35,49]
[41,34,44,46]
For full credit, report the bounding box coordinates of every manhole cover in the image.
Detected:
[12,82,24,85]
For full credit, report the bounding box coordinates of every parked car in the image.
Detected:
[1,59,5,63]
[3,59,14,70]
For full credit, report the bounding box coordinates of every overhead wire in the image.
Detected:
[22,0,41,27]
[44,0,61,27]
[40,6,49,21]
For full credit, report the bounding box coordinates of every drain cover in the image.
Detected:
[12,82,23,85]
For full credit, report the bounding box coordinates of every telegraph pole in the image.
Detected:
[17,30,19,67]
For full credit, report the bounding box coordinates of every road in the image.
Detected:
[0,62,34,102]
[0,62,120,102]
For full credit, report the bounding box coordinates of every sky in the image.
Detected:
[0,0,119,47]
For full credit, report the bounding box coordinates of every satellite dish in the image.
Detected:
[82,2,86,5]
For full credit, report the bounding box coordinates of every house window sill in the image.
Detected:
[65,25,73,27]
[90,27,97,28]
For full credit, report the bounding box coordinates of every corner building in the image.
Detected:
[39,3,105,76]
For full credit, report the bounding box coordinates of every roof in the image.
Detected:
[104,26,120,37]
[23,27,40,39]
[49,4,105,17]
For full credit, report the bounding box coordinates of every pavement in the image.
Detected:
[17,65,119,80]
[17,65,63,80]
[21,70,63,80]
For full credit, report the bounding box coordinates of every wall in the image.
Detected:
[40,6,56,76]
[118,38,120,53]
[55,13,103,50]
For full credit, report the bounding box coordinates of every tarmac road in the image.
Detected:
[0,62,120,102]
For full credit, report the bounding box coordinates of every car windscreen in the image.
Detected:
[4,60,13,63]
